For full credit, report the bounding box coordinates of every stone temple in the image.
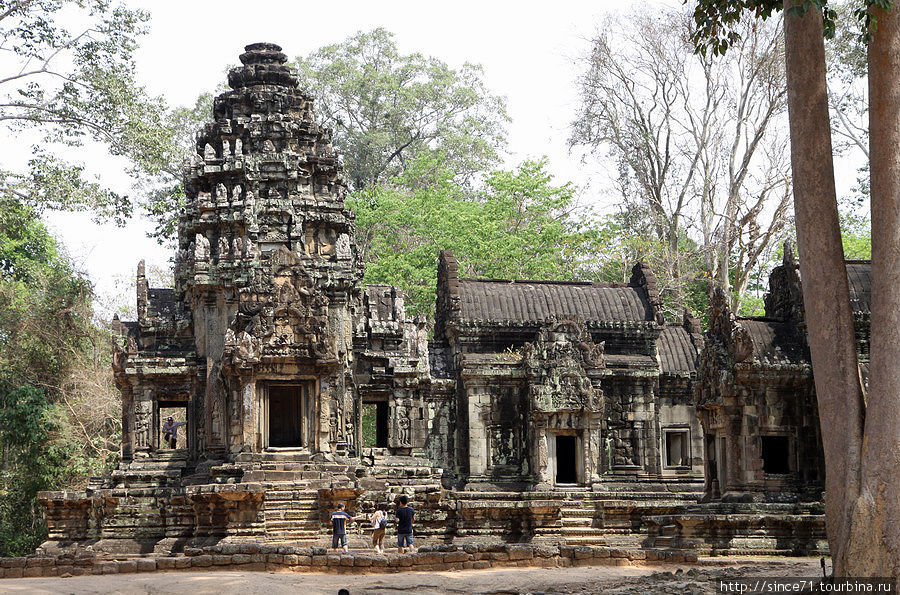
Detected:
[39,43,864,556]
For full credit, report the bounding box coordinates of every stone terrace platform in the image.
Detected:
[0,542,700,579]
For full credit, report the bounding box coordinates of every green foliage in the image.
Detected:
[361,404,378,448]
[0,385,70,556]
[293,28,508,191]
[582,212,711,322]
[350,155,593,318]
[0,197,119,555]
[141,92,215,242]
[840,209,872,259]
[0,0,176,223]
[688,0,846,55]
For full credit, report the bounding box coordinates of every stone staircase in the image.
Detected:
[262,485,323,542]
[202,451,449,542]
[94,450,191,489]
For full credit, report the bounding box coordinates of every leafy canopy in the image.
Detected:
[350,155,593,318]
[0,196,118,556]
[293,28,509,192]
[0,0,177,223]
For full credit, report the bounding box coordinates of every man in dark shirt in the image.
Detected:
[330,503,357,552]
[395,495,415,553]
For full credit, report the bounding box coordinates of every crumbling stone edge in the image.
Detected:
[0,543,699,579]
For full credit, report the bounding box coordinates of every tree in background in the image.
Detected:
[0,200,120,556]
[691,0,897,577]
[570,7,792,314]
[142,29,510,243]
[0,0,176,224]
[351,155,595,318]
[293,28,509,191]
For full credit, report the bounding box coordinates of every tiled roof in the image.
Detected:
[846,261,871,315]
[658,326,698,373]
[456,278,654,324]
[738,319,807,365]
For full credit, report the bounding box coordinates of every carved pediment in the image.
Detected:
[523,319,604,412]
[226,247,333,363]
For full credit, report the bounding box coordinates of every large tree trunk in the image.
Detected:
[860,5,900,577]
[782,0,866,577]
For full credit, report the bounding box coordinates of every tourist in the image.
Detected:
[395,495,415,553]
[330,503,358,552]
[161,416,186,449]
[369,503,388,553]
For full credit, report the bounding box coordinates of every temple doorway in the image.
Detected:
[158,402,188,452]
[266,383,310,448]
[555,434,578,484]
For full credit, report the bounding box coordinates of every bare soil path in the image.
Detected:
[0,557,825,594]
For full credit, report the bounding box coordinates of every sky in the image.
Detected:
[45,0,679,315]
[36,0,861,317]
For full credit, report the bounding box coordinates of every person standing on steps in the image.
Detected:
[369,503,388,553]
[395,495,415,553]
[330,503,359,552]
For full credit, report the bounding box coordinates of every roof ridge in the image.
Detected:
[457,277,632,287]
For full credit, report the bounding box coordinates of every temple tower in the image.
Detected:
[174,42,362,456]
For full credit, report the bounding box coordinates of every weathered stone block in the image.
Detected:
[443,551,469,563]
[175,557,192,569]
[1,557,26,568]
[282,554,298,565]
[99,561,119,574]
[212,555,231,566]
[117,560,138,573]
[156,558,176,570]
[574,547,593,560]
[506,546,533,561]
[192,554,213,567]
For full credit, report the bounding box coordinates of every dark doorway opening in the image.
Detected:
[761,435,791,474]
[159,402,188,451]
[269,385,303,447]
[362,401,389,447]
[555,435,578,484]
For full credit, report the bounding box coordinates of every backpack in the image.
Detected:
[378,516,387,529]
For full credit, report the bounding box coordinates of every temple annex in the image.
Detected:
[38,43,864,557]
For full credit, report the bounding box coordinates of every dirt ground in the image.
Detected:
[0,557,827,594]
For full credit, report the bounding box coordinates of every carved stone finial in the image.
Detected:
[228,42,298,89]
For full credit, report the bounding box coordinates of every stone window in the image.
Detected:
[761,435,791,474]
[663,429,690,467]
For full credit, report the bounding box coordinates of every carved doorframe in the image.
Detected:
[259,379,317,450]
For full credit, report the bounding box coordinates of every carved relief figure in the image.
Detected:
[134,400,152,450]
[194,233,210,260]
[397,405,411,445]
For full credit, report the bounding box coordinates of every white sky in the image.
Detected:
[38,0,860,316]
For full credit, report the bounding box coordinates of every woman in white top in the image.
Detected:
[369,504,387,553]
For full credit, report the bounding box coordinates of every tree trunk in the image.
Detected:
[859,4,900,577]
[782,0,866,577]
